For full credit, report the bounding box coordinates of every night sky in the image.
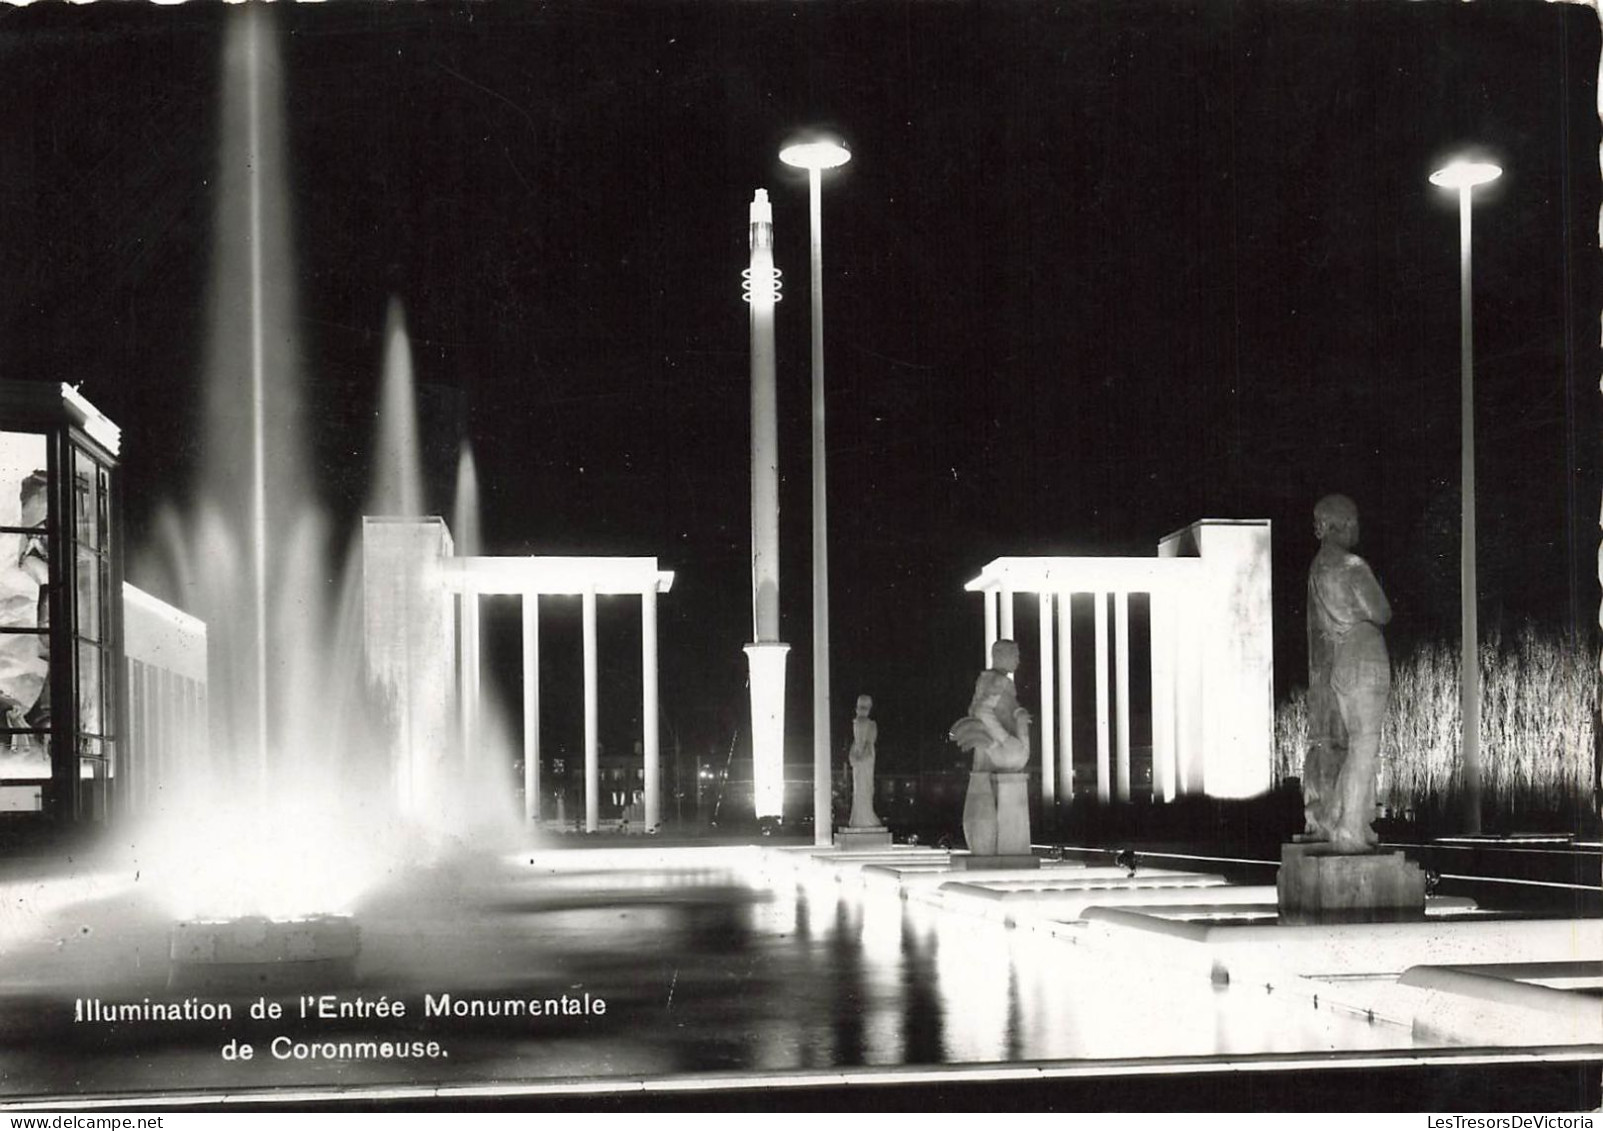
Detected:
[0,2,1597,776]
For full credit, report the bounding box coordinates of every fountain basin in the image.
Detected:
[168,914,360,991]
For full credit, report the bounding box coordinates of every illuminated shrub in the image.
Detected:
[1275,625,1597,826]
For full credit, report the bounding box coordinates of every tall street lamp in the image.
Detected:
[1429,157,1501,836]
[780,135,851,847]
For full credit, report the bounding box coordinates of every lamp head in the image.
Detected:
[779,137,851,171]
[1429,160,1502,189]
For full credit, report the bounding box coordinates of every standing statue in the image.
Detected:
[846,694,881,828]
[1303,494,1392,853]
[949,639,1033,856]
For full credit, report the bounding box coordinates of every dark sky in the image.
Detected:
[0,1,1597,772]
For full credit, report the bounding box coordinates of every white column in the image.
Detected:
[999,587,1015,640]
[1151,586,1176,803]
[158,671,172,783]
[1094,591,1111,804]
[522,594,540,822]
[983,589,999,665]
[1056,592,1074,802]
[1038,592,1056,808]
[127,662,141,813]
[1176,595,1204,795]
[459,590,481,763]
[642,585,660,831]
[583,587,599,833]
[747,189,782,644]
[1115,590,1132,802]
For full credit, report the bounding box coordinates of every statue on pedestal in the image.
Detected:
[949,639,1033,855]
[846,694,881,828]
[1303,494,1392,854]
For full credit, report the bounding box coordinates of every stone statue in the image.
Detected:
[846,694,881,828]
[950,639,1033,856]
[950,639,1032,771]
[1303,494,1392,853]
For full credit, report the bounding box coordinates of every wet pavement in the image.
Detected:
[0,844,1433,1105]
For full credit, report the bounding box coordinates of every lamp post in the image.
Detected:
[1429,157,1501,836]
[744,188,790,829]
[780,136,851,847]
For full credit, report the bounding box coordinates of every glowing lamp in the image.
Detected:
[779,131,852,844]
[1428,161,1502,189]
[1428,153,1503,834]
[779,139,852,171]
[741,265,782,307]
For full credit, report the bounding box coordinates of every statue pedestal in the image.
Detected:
[1276,841,1427,924]
[960,770,1035,866]
[962,770,998,854]
[833,826,892,849]
[994,771,1032,855]
[950,852,1040,872]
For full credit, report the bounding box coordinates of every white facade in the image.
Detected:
[122,583,208,816]
[965,518,1274,805]
[1157,520,1275,800]
[362,517,457,817]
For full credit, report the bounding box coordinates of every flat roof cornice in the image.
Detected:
[441,555,674,596]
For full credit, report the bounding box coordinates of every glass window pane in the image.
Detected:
[1,434,51,748]
[102,646,114,742]
[77,738,110,823]
[78,734,111,769]
[76,545,101,642]
[0,630,49,732]
[1,432,52,779]
[72,448,101,549]
[97,467,110,554]
[0,730,50,780]
[0,432,49,530]
[77,640,102,735]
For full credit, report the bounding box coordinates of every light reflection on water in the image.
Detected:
[752,873,1415,1069]
[0,857,1420,1099]
[502,864,1418,1073]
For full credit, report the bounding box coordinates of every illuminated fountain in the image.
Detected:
[138,6,504,988]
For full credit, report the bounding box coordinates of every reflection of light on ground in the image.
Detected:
[934,913,1012,1062]
[792,874,842,944]
[814,848,1431,1063]
[517,846,760,874]
[901,901,942,974]
[745,879,798,938]
[857,885,905,1065]
[11,843,1581,1108]
[1010,927,1077,1054]
[859,887,902,964]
